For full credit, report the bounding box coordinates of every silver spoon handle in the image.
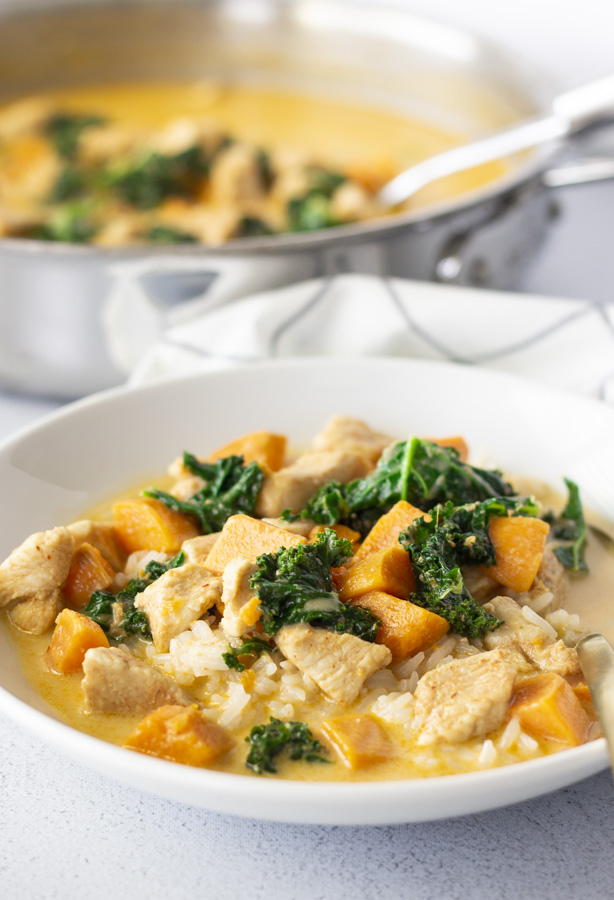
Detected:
[378,73,614,207]
[577,633,614,768]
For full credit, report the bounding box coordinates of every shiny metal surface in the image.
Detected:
[577,633,614,772]
[0,0,571,397]
[379,74,614,207]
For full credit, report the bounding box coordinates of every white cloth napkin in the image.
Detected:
[130,274,614,402]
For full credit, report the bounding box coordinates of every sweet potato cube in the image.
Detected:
[510,672,591,746]
[425,435,469,462]
[113,497,199,555]
[62,542,115,610]
[351,590,449,662]
[209,431,287,472]
[572,680,596,719]
[353,500,428,564]
[321,715,394,769]
[124,704,234,766]
[46,608,109,674]
[309,523,361,546]
[337,548,415,602]
[204,514,306,575]
[484,516,550,593]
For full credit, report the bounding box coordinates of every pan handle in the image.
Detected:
[543,156,614,188]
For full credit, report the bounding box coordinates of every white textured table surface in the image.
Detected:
[3,1,614,897]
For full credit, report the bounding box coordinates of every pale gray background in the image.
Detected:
[2,1,614,898]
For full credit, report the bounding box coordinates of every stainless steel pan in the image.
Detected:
[0,0,609,397]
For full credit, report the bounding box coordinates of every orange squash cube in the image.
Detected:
[510,672,591,746]
[113,497,200,555]
[308,523,361,547]
[484,516,550,593]
[351,590,449,662]
[424,435,469,462]
[46,608,109,674]
[208,431,287,472]
[337,548,415,602]
[353,500,427,564]
[62,542,116,610]
[572,680,596,719]
[124,704,234,766]
[321,715,394,769]
[204,514,306,575]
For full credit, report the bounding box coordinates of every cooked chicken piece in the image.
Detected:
[158,201,241,245]
[0,96,54,139]
[483,596,580,676]
[262,517,315,537]
[462,566,501,604]
[93,212,146,247]
[170,475,206,501]
[255,449,372,518]
[0,527,74,633]
[529,545,569,611]
[219,558,258,638]
[68,520,126,572]
[312,415,394,465]
[276,623,391,704]
[82,646,191,714]
[182,533,220,566]
[8,595,62,635]
[209,143,267,204]
[271,164,310,203]
[134,563,222,652]
[414,649,517,745]
[330,181,379,223]
[77,123,140,165]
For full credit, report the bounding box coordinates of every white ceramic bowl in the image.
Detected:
[0,358,611,824]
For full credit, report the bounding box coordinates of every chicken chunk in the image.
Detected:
[413,649,517,745]
[312,415,393,465]
[529,545,569,611]
[68,520,126,572]
[182,533,220,566]
[170,475,206,501]
[276,624,391,704]
[219,557,258,638]
[134,563,222,652]
[82,646,191,715]
[209,143,267,204]
[330,182,379,223]
[255,449,372,518]
[77,123,140,165]
[0,527,74,634]
[483,596,580,676]
[262,517,315,537]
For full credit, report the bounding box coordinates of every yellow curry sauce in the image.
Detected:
[0,81,506,245]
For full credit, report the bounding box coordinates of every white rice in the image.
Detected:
[498,716,521,751]
[477,739,497,767]
[521,604,558,640]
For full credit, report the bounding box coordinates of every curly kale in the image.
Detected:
[297,438,515,538]
[144,453,264,535]
[222,637,274,672]
[286,166,346,232]
[144,225,198,244]
[83,550,185,642]
[107,145,208,209]
[399,496,539,638]
[45,113,106,158]
[250,529,379,640]
[245,717,329,774]
[30,204,97,243]
[548,478,588,572]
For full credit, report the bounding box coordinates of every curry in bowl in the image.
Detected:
[0,82,506,246]
[0,416,601,779]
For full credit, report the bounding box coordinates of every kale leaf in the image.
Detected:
[400,496,539,638]
[45,113,106,158]
[236,216,275,237]
[222,637,274,672]
[245,717,329,774]
[30,205,97,243]
[83,550,185,641]
[549,478,588,572]
[108,146,207,209]
[50,166,87,203]
[298,438,515,538]
[286,166,346,233]
[144,453,264,534]
[144,225,198,244]
[250,529,379,640]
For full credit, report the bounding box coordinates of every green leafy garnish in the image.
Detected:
[250,529,379,640]
[49,166,87,203]
[144,453,264,535]
[400,496,539,638]
[550,478,588,572]
[45,113,105,158]
[107,146,207,209]
[30,205,97,243]
[245,717,329,774]
[286,166,346,232]
[222,637,274,672]
[237,216,275,237]
[298,438,515,538]
[83,550,185,642]
[144,225,198,244]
